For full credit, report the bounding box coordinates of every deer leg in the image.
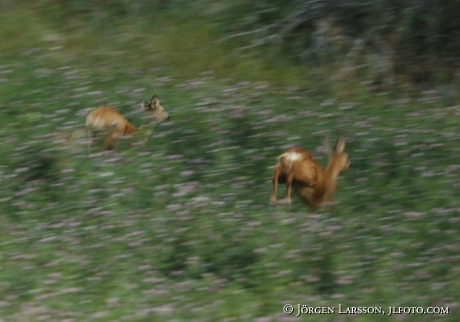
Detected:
[284,172,294,204]
[87,127,95,153]
[270,164,282,204]
[309,206,319,214]
[103,134,116,151]
[142,128,154,146]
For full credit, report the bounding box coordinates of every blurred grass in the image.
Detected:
[0,1,459,321]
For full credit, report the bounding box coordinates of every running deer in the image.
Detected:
[86,95,169,150]
[270,138,350,212]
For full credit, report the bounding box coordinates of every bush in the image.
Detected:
[216,0,460,85]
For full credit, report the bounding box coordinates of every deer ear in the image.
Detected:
[323,136,331,154]
[141,100,150,110]
[335,137,346,154]
[151,95,159,107]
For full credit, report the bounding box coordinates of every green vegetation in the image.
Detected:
[0,1,459,321]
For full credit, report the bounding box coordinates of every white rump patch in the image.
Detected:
[284,152,302,162]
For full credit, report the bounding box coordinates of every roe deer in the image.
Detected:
[270,138,350,212]
[86,95,169,150]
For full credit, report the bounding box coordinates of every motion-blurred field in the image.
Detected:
[0,2,459,321]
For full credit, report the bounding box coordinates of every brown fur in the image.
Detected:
[86,95,169,150]
[270,138,350,212]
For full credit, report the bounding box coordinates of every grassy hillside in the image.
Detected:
[0,2,459,321]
